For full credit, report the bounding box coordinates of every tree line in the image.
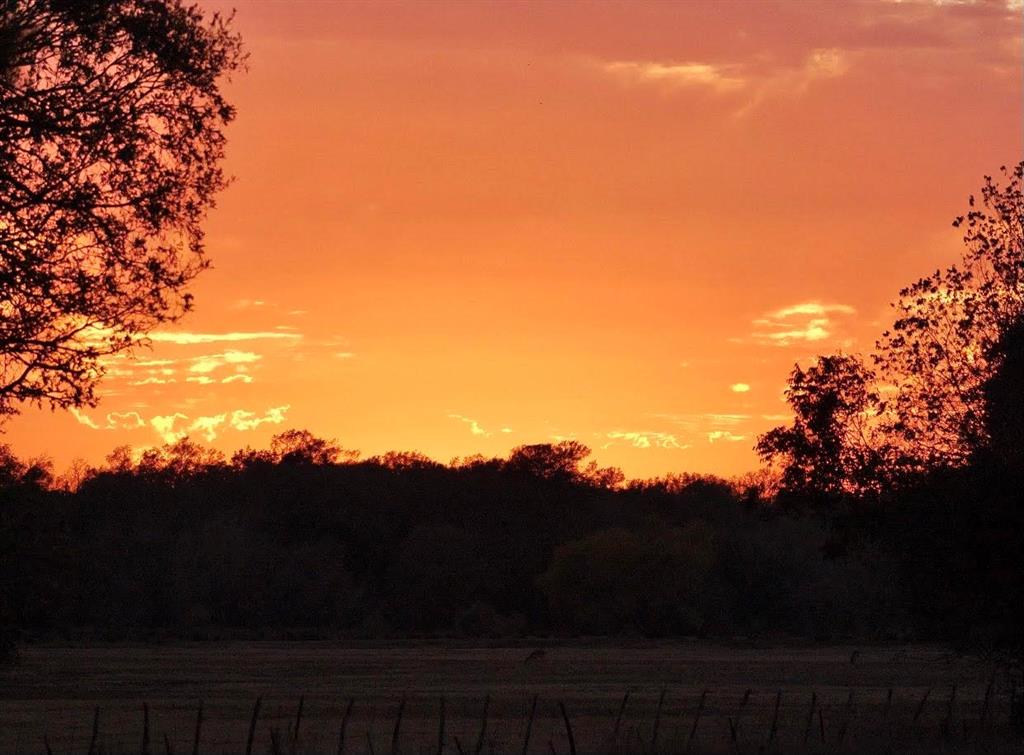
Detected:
[0,434,905,644]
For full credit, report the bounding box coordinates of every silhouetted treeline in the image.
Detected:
[0,436,908,643]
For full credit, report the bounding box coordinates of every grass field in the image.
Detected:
[0,642,1017,753]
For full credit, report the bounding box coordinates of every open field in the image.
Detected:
[0,642,1017,753]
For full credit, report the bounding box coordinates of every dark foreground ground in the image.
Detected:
[0,642,1017,753]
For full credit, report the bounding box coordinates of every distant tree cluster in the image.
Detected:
[0,436,905,643]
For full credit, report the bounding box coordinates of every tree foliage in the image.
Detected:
[760,162,1024,497]
[875,163,1024,468]
[0,0,244,415]
[981,319,1024,473]
[756,354,882,503]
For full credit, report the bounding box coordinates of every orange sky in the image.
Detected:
[6,0,1023,479]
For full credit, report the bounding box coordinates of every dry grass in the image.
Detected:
[0,642,1019,753]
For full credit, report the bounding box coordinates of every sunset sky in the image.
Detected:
[6,0,1022,479]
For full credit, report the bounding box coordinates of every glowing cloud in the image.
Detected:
[705,413,750,427]
[604,47,851,113]
[148,406,290,443]
[233,298,267,309]
[606,431,687,449]
[149,331,301,345]
[151,413,190,444]
[765,302,856,320]
[230,405,290,431]
[189,414,228,442]
[69,408,101,429]
[761,319,832,344]
[189,350,261,374]
[751,301,856,346]
[708,430,747,443]
[71,409,146,431]
[449,414,490,437]
[604,60,746,92]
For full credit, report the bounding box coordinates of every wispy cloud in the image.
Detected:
[149,405,290,443]
[69,408,100,429]
[605,430,688,450]
[229,405,290,432]
[600,48,851,113]
[188,414,228,442]
[603,60,745,92]
[708,430,747,443]
[750,300,856,346]
[764,302,856,320]
[151,412,227,444]
[704,413,750,427]
[758,319,833,344]
[449,414,491,437]
[652,412,757,446]
[130,377,176,386]
[148,331,301,345]
[151,413,190,444]
[654,412,750,430]
[71,408,146,431]
[189,350,261,374]
[233,298,268,309]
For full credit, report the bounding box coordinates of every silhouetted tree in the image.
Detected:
[875,163,1023,469]
[0,0,244,415]
[760,163,1024,500]
[504,441,592,482]
[980,318,1024,473]
[270,429,357,465]
[756,354,882,507]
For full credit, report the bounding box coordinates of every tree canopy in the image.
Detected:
[760,163,1024,496]
[756,354,882,505]
[0,0,244,415]
[876,163,1024,469]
